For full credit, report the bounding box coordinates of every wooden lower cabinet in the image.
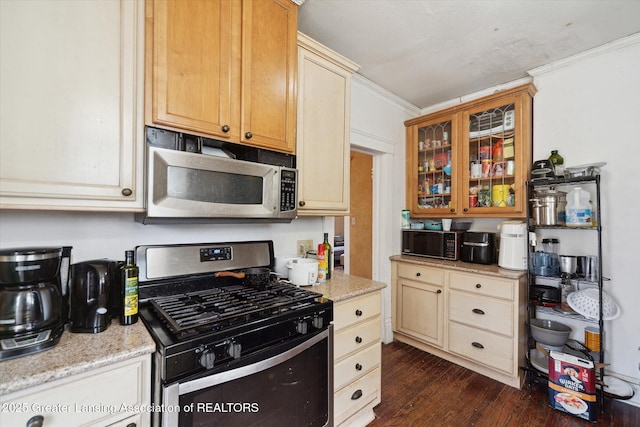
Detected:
[391,260,526,388]
[0,355,151,427]
[333,291,382,427]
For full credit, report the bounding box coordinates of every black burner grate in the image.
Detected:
[149,282,323,335]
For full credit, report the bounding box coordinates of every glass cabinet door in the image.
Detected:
[412,117,456,214]
[462,97,528,215]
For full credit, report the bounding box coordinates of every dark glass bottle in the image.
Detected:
[120,250,139,325]
[323,233,333,280]
[548,150,564,177]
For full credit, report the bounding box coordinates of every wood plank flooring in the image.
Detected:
[368,341,639,427]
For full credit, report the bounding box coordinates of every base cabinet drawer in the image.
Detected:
[334,367,381,425]
[334,316,381,360]
[448,321,514,374]
[0,356,150,427]
[334,342,381,391]
[333,292,381,331]
[449,290,514,337]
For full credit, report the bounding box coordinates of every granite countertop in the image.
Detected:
[390,254,527,280]
[0,320,155,396]
[310,270,387,302]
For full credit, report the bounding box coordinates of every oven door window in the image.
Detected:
[176,332,330,427]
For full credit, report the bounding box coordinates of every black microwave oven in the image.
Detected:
[402,230,464,260]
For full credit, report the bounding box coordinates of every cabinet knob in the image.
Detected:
[472,308,485,315]
[475,283,482,288]
[450,208,455,213]
[121,188,133,197]
[245,132,253,139]
[471,341,485,349]
[355,363,363,371]
[463,208,469,212]
[355,336,363,344]
[126,424,137,427]
[298,200,306,207]
[436,289,442,294]
[416,272,421,277]
[26,416,44,427]
[351,389,363,400]
[221,125,230,133]
[355,309,363,316]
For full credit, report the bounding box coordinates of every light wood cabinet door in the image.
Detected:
[296,33,359,214]
[241,0,297,153]
[149,0,241,140]
[147,0,297,153]
[0,0,144,211]
[396,278,444,347]
[404,83,535,218]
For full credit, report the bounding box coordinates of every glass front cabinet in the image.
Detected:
[405,84,535,218]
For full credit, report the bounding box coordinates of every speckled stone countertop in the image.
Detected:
[390,254,527,279]
[0,320,155,396]
[309,270,386,302]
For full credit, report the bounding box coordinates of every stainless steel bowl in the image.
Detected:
[530,318,571,346]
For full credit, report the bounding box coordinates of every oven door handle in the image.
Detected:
[163,325,333,418]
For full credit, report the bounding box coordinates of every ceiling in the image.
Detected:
[298,0,640,108]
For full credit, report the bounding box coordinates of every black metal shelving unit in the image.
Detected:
[523,175,606,414]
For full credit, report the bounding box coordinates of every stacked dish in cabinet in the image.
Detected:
[524,175,630,416]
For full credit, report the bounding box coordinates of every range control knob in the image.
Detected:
[296,319,309,335]
[199,350,216,369]
[312,316,324,329]
[227,341,242,359]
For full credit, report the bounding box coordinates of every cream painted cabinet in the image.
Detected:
[147,0,298,154]
[296,33,360,215]
[0,0,144,211]
[394,263,445,347]
[0,355,151,427]
[391,259,526,388]
[333,291,382,427]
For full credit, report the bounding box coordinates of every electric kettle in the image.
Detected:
[69,260,122,333]
[498,221,528,270]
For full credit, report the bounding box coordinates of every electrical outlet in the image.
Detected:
[297,240,313,256]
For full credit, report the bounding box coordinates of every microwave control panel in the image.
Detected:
[280,169,297,212]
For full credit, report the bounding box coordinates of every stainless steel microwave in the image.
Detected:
[402,230,464,260]
[136,127,297,224]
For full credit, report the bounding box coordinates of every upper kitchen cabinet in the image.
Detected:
[296,33,360,215]
[0,0,145,211]
[147,0,298,154]
[405,84,536,218]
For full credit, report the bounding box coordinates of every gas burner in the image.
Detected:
[148,281,324,338]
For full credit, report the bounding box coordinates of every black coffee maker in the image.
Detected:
[0,246,72,360]
[69,260,122,333]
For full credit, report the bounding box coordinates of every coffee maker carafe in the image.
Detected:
[0,247,71,360]
[69,260,122,333]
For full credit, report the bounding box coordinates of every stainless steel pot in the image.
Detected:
[0,283,62,335]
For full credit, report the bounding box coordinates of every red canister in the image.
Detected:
[469,194,478,207]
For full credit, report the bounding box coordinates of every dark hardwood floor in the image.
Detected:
[368,341,639,427]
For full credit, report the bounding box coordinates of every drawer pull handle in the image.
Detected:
[471,341,484,349]
[355,309,363,316]
[416,272,421,277]
[475,283,482,288]
[27,416,44,427]
[355,336,363,344]
[355,363,363,371]
[126,424,137,427]
[472,308,485,315]
[351,389,363,400]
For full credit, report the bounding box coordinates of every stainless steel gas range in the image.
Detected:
[136,241,333,427]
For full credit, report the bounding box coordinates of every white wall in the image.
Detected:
[0,210,325,263]
[528,34,640,392]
